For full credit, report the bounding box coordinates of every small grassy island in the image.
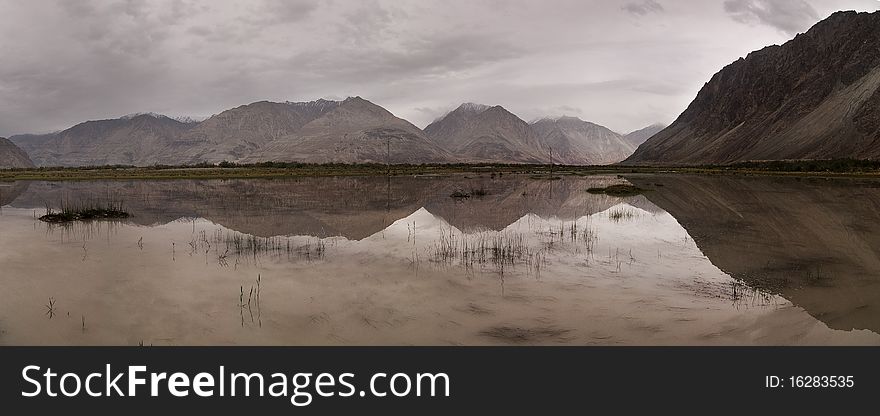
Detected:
[39,203,130,223]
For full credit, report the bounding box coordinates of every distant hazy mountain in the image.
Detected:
[625,11,880,165]
[425,104,643,165]
[169,99,341,164]
[121,112,204,124]
[530,116,636,165]
[0,137,34,168]
[247,97,454,164]
[424,103,546,163]
[10,97,650,167]
[623,123,665,148]
[11,114,195,167]
[11,98,453,166]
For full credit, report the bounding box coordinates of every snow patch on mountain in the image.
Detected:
[285,98,340,111]
[457,102,491,113]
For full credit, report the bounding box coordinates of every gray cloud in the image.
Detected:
[553,105,584,115]
[622,0,664,16]
[723,0,819,35]
[240,0,320,26]
[0,0,877,137]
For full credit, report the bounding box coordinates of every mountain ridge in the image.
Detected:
[530,116,637,165]
[424,103,545,163]
[11,115,195,167]
[425,103,642,165]
[245,97,454,164]
[11,97,657,167]
[624,10,880,165]
[623,123,666,148]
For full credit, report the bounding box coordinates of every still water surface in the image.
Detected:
[0,174,877,345]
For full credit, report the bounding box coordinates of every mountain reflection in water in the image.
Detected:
[627,174,880,334]
[5,176,659,239]
[0,174,877,345]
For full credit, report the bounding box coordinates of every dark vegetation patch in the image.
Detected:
[6,159,880,181]
[722,158,880,173]
[586,184,645,197]
[465,303,493,315]
[39,201,129,223]
[480,326,572,344]
[450,187,488,199]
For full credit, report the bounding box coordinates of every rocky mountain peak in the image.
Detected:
[121,112,169,120]
[456,102,491,113]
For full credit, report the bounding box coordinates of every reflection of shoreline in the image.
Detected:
[5,176,661,239]
[628,174,880,334]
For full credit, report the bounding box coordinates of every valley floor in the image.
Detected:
[3,159,880,181]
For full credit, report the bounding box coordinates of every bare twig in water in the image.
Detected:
[218,248,229,267]
[45,297,57,319]
[238,275,264,328]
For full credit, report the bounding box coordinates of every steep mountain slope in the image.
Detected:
[248,97,454,164]
[624,11,880,165]
[623,123,665,148]
[0,137,34,168]
[530,116,635,165]
[424,103,546,163]
[11,114,196,167]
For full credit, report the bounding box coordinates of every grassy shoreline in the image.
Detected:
[3,160,880,181]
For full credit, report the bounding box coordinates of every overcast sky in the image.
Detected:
[1,0,878,137]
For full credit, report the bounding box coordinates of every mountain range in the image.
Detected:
[625,10,880,165]
[7,11,880,168]
[8,98,660,168]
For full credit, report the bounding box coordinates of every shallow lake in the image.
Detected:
[0,174,878,345]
